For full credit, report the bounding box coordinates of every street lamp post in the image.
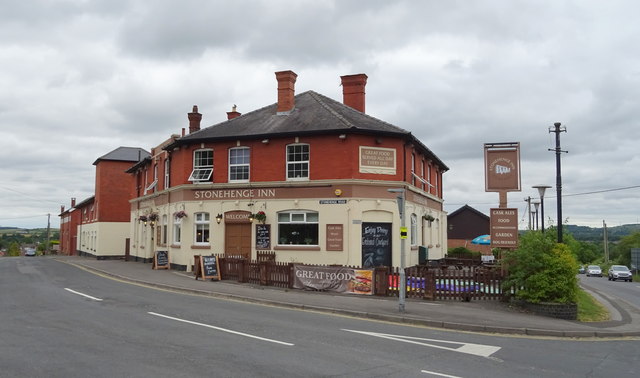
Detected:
[387,188,406,313]
[532,185,552,233]
[532,201,540,230]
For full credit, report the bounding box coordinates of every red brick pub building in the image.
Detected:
[126,70,449,271]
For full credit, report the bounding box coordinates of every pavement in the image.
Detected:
[52,256,640,339]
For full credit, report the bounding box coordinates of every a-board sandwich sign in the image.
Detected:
[194,255,220,281]
[153,250,169,270]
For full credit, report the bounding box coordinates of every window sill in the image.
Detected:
[190,245,211,250]
[170,244,181,248]
[411,245,418,251]
[274,245,320,251]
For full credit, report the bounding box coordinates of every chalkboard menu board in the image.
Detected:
[361,222,392,268]
[255,224,270,249]
[153,250,169,270]
[195,255,220,281]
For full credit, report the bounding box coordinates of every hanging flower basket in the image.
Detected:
[174,210,187,219]
[254,211,266,223]
[148,213,159,222]
[138,215,148,222]
[423,214,435,222]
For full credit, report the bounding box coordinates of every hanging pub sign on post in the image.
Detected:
[484,142,521,250]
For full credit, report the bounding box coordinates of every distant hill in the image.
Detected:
[565,224,640,242]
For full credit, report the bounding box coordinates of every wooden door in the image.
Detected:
[225,223,252,259]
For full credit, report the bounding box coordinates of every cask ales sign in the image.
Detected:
[490,208,518,249]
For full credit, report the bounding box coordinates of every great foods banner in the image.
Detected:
[293,265,373,295]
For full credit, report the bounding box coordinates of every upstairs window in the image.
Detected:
[164,159,170,189]
[286,144,309,180]
[229,147,250,182]
[188,149,213,182]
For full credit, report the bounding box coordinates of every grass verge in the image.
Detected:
[577,288,610,322]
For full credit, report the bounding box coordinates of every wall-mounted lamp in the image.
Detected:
[248,213,255,223]
[216,214,223,224]
[262,139,269,144]
[338,134,346,139]
[375,138,383,144]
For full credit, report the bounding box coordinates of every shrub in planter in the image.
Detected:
[503,231,579,304]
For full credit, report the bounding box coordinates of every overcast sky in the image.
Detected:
[1,0,638,230]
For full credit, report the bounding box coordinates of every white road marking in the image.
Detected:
[148,312,294,346]
[64,288,103,301]
[421,369,462,378]
[342,329,501,357]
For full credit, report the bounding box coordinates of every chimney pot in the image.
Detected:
[227,104,242,120]
[341,73,368,113]
[275,70,298,113]
[188,105,202,133]
[71,197,76,207]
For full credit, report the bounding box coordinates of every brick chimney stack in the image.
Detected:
[275,70,298,113]
[188,105,202,133]
[227,104,241,120]
[71,198,76,207]
[340,73,368,113]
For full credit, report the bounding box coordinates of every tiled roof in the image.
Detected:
[93,147,150,165]
[173,90,448,170]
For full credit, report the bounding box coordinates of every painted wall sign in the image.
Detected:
[359,146,396,175]
[326,224,343,251]
[484,143,521,192]
[224,211,252,224]
[490,208,519,249]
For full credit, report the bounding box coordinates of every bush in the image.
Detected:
[447,247,481,259]
[503,231,579,304]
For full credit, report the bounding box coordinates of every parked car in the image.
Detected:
[24,248,36,256]
[586,265,602,277]
[608,265,633,282]
[578,266,586,274]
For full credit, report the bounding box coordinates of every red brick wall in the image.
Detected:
[163,134,442,196]
[95,160,138,222]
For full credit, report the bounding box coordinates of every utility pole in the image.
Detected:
[603,220,609,263]
[46,213,51,255]
[549,122,567,243]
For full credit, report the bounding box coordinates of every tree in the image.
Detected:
[503,231,579,304]
[7,242,21,257]
[612,231,640,266]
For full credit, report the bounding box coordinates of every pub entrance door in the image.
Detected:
[225,223,251,258]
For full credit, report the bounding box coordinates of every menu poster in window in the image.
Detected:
[153,250,169,270]
[255,224,270,249]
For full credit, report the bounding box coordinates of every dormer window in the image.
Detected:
[188,149,213,182]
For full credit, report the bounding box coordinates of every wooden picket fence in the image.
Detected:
[205,253,508,301]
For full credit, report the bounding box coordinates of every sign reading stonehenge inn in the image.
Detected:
[484,142,521,192]
[359,146,396,175]
[490,208,519,248]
